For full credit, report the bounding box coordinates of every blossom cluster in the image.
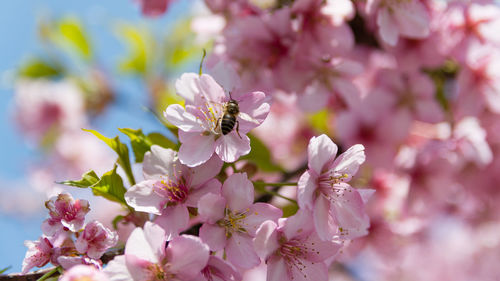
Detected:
[9,0,500,279]
[22,193,118,274]
[20,70,372,281]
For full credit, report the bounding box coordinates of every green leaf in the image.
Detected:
[119,129,177,163]
[18,58,63,78]
[91,165,127,205]
[115,24,150,75]
[119,128,152,163]
[240,134,283,172]
[0,266,11,274]
[112,215,125,230]
[58,170,100,188]
[164,18,203,69]
[147,132,177,149]
[57,167,127,206]
[57,17,92,61]
[83,129,135,186]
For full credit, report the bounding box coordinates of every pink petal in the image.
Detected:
[289,258,329,281]
[186,178,222,207]
[215,133,251,163]
[331,78,362,109]
[197,193,226,223]
[205,256,242,281]
[297,171,317,210]
[254,220,279,260]
[154,204,189,240]
[308,134,338,175]
[125,228,158,265]
[142,145,177,179]
[164,104,204,132]
[358,188,376,204]
[226,233,260,269]
[301,232,342,262]
[188,154,223,187]
[281,208,314,241]
[331,185,370,239]
[243,203,283,236]
[377,8,399,46]
[222,172,254,212]
[175,72,202,104]
[313,195,336,241]
[393,1,430,38]
[143,222,167,260]
[267,256,288,281]
[178,130,216,167]
[199,223,227,251]
[166,235,210,280]
[331,144,365,181]
[198,74,227,105]
[415,100,445,123]
[103,255,133,281]
[125,180,164,215]
[237,91,271,132]
[296,82,329,113]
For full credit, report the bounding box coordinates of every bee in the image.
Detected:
[212,93,260,139]
[220,99,241,138]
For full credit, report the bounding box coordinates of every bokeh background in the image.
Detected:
[0,0,194,271]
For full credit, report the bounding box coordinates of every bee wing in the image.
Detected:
[238,112,260,125]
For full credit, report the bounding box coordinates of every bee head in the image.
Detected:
[226,100,239,114]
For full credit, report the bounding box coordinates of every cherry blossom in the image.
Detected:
[75,220,118,259]
[165,73,270,166]
[41,193,90,236]
[138,0,172,17]
[59,264,110,281]
[13,79,86,141]
[197,173,282,269]
[298,134,371,240]
[254,209,342,281]
[21,237,54,274]
[366,0,430,46]
[200,256,242,281]
[104,222,210,281]
[125,145,223,238]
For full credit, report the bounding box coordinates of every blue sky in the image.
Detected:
[0,0,190,272]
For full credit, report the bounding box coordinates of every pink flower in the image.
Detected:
[42,193,90,235]
[254,209,342,281]
[198,173,282,269]
[298,134,371,240]
[104,222,210,281]
[200,256,242,281]
[13,79,86,141]
[59,265,109,281]
[439,1,500,63]
[454,45,500,117]
[138,0,171,17]
[75,220,118,259]
[371,69,444,123]
[125,145,222,238]
[22,237,53,274]
[366,0,430,46]
[57,255,102,270]
[165,73,270,166]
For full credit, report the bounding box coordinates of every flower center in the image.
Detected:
[146,263,175,281]
[153,176,188,204]
[195,101,225,135]
[278,239,318,279]
[217,208,250,238]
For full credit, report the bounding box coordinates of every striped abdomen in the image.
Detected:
[221,113,236,135]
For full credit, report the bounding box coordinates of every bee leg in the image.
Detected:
[214,117,221,132]
[235,120,242,139]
